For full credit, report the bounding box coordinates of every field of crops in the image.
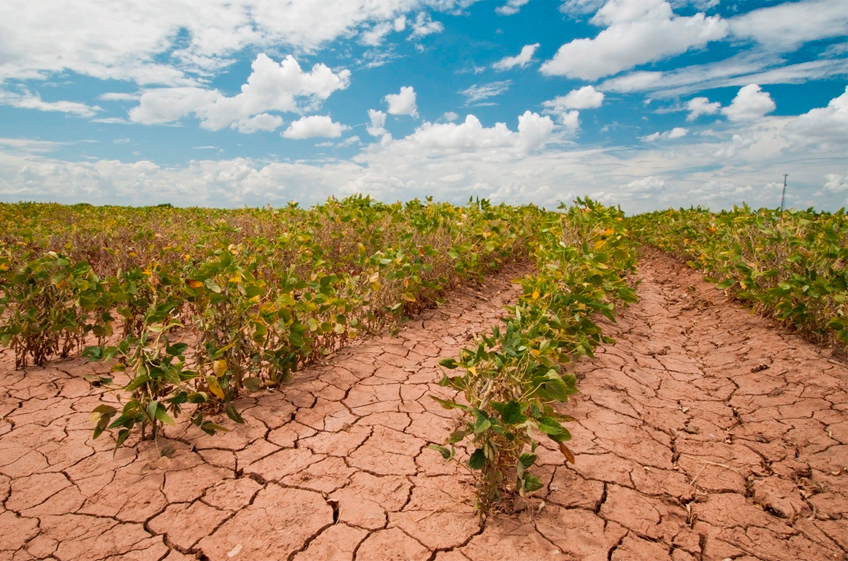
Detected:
[0,198,845,521]
[628,205,848,353]
[1,198,846,561]
[0,196,638,512]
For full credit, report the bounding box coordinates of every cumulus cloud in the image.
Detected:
[281,115,348,139]
[544,86,604,110]
[721,84,775,121]
[367,109,388,137]
[540,0,728,80]
[729,0,848,51]
[366,111,554,156]
[460,81,512,105]
[496,0,531,16]
[558,110,580,130]
[686,97,721,120]
[129,54,349,132]
[641,127,688,141]
[782,87,848,149]
[443,111,459,122]
[384,86,418,117]
[492,44,540,71]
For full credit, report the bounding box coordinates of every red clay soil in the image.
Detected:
[0,250,846,561]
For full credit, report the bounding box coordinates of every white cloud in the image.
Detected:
[0,1,474,86]
[384,86,418,117]
[721,84,775,121]
[641,127,688,141]
[282,115,348,139]
[559,0,606,16]
[365,111,554,156]
[3,109,847,213]
[0,137,68,154]
[496,0,530,16]
[360,16,407,46]
[99,92,141,102]
[559,110,580,130]
[600,54,847,98]
[408,12,443,39]
[624,175,665,194]
[130,87,218,125]
[129,54,350,132]
[367,109,388,137]
[686,97,720,120]
[729,0,848,51]
[782,87,848,150]
[822,174,848,194]
[492,44,540,71]
[0,90,100,117]
[443,111,459,122]
[460,81,512,105]
[544,86,604,110]
[540,0,728,80]
[234,113,284,133]
[337,135,362,147]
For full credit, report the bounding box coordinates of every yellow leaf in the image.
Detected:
[467,366,477,376]
[207,376,225,400]
[186,279,203,288]
[532,289,540,300]
[594,239,605,250]
[212,359,228,378]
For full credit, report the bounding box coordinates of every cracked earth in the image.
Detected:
[1,249,846,561]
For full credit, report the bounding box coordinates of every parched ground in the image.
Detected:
[0,250,846,561]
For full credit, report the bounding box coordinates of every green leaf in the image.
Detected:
[225,403,245,424]
[499,400,527,425]
[428,444,453,460]
[537,416,563,435]
[166,342,188,356]
[473,410,492,434]
[518,453,537,470]
[113,428,131,455]
[520,472,543,493]
[468,448,486,470]
[438,358,459,369]
[243,377,262,392]
[153,404,175,426]
[204,279,223,293]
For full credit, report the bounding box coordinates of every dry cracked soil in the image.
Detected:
[0,249,846,561]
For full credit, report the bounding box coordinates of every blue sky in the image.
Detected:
[0,0,845,212]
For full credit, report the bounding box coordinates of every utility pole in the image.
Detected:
[780,174,788,212]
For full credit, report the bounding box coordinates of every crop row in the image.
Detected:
[627,205,847,351]
[0,196,544,446]
[431,198,638,515]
